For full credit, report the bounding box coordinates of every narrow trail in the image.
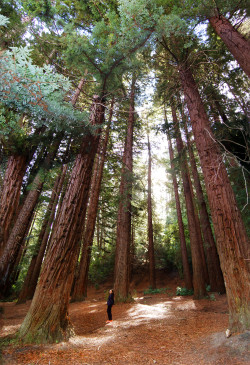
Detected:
[1,283,249,364]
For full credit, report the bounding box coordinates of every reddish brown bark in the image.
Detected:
[0,154,28,256]
[184,125,225,293]
[0,126,45,255]
[209,15,250,78]
[0,141,60,295]
[172,106,207,298]
[114,77,136,301]
[166,125,193,290]
[71,99,114,301]
[178,61,250,331]
[18,96,105,343]
[17,165,68,303]
[147,135,156,289]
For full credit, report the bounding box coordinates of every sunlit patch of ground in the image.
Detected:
[0,324,21,337]
[1,281,249,365]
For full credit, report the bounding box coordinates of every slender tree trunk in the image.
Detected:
[0,140,61,295]
[209,14,250,78]
[178,61,250,331]
[17,165,68,303]
[71,98,114,301]
[5,209,37,296]
[166,124,193,290]
[184,124,225,293]
[147,134,156,289]
[114,77,136,300]
[172,106,207,298]
[18,95,105,343]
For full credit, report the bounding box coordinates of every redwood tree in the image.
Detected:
[71,98,114,301]
[147,134,156,289]
[17,165,68,303]
[18,96,105,343]
[165,118,193,290]
[0,139,61,296]
[114,76,136,300]
[178,58,250,331]
[172,105,207,298]
[183,120,225,293]
[208,13,250,78]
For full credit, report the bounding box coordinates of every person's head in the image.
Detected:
[109,289,114,294]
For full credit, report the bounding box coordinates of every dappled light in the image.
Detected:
[1,286,248,364]
[0,0,249,363]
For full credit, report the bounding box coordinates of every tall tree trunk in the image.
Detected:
[19,76,87,303]
[71,98,114,301]
[18,95,105,344]
[0,140,61,295]
[172,106,207,298]
[178,61,250,331]
[209,14,250,78]
[0,127,45,255]
[17,165,68,304]
[166,123,193,290]
[184,124,225,293]
[0,154,28,256]
[147,134,156,289]
[114,77,136,301]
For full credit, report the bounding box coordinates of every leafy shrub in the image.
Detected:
[176,286,194,296]
[143,287,168,295]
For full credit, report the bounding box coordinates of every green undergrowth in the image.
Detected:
[176,286,194,296]
[143,287,172,295]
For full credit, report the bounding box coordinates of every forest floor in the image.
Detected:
[0,272,249,365]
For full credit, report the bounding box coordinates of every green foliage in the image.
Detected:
[0,46,88,130]
[88,247,115,286]
[143,287,168,295]
[0,13,9,27]
[176,286,194,296]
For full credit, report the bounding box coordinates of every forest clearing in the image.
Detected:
[0,0,249,362]
[1,273,249,365]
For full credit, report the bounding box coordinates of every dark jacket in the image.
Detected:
[107,293,114,306]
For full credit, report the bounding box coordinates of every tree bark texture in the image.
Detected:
[17,165,68,303]
[0,141,60,295]
[178,62,250,331]
[172,106,207,298]
[184,125,225,293]
[166,127,193,290]
[0,154,28,256]
[18,96,105,343]
[147,135,156,289]
[209,15,250,78]
[0,126,46,255]
[114,78,135,300]
[71,99,114,301]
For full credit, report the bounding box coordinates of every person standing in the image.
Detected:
[106,289,114,323]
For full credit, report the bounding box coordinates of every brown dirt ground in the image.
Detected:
[0,274,249,365]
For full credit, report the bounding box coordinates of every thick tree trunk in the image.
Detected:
[0,141,61,295]
[0,154,27,256]
[172,106,207,298]
[18,96,105,343]
[184,125,225,293]
[114,77,135,301]
[147,135,156,289]
[0,126,45,254]
[17,165,68,303]
[166,126,193,290]
[178,61,250,331]
[71,99,114,301]
[209,15,250,78]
